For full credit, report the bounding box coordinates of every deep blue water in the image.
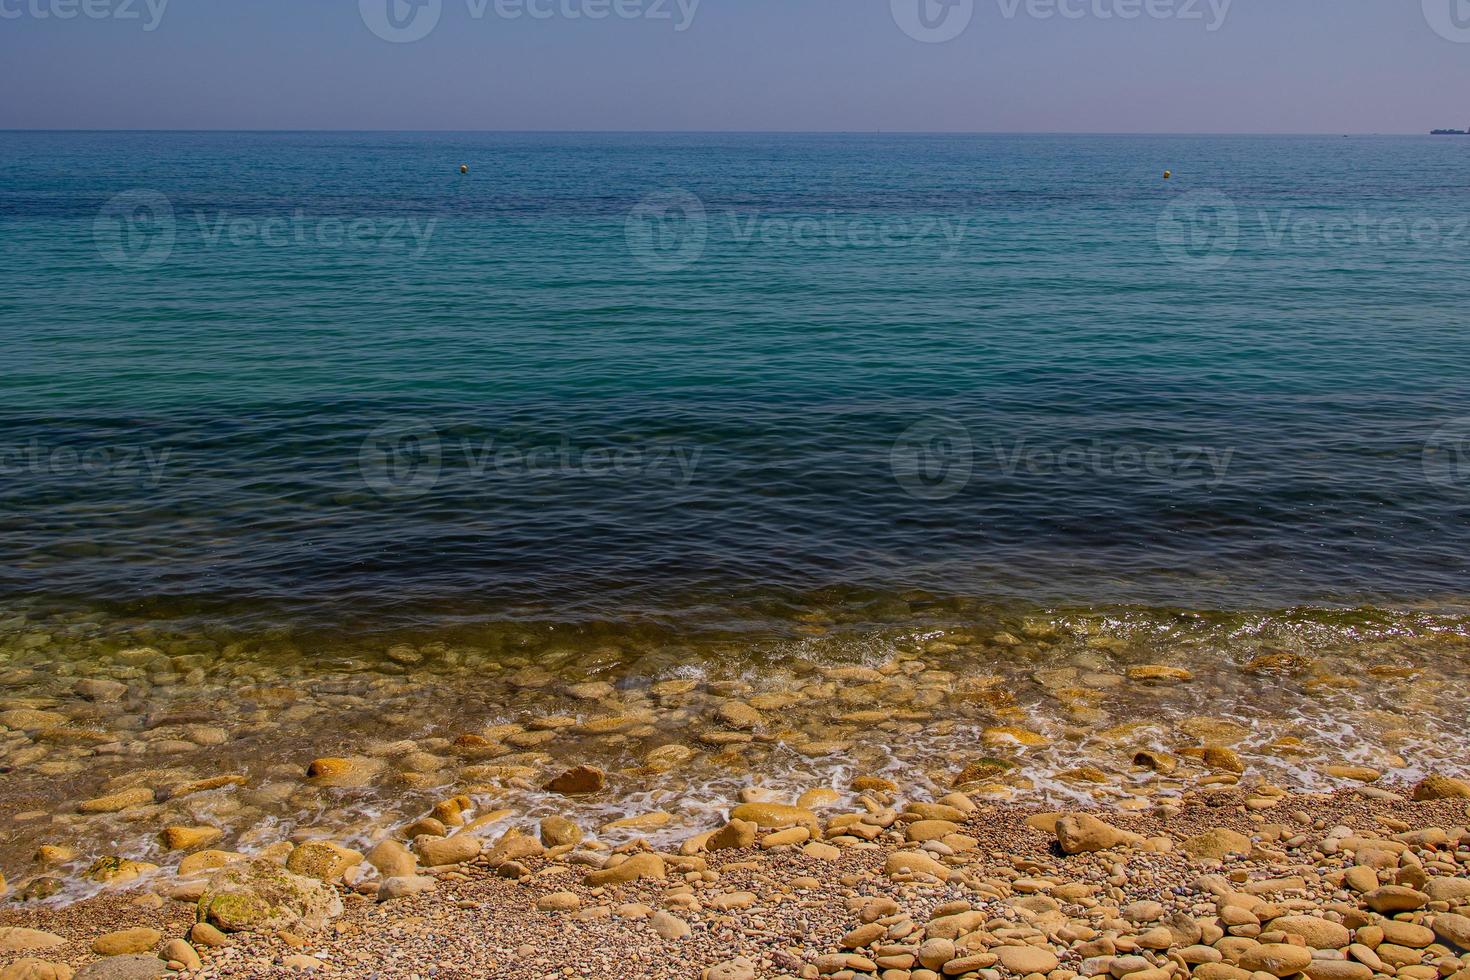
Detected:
[2,131,1469,629]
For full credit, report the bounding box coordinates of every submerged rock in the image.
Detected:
[284,841,363,883]
[542,765,606,795]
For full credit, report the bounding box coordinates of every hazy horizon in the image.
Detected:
[0,129,1457,135]
[2,0,1468,133]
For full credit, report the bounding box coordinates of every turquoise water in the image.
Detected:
[3,131,1470,630]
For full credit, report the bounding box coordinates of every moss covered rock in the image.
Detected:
[196,860,342,934]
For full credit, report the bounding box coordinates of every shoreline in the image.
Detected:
[0,783,1467,979]
[3,604,1469,909]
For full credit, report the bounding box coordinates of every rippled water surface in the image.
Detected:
[3,131,1470,624]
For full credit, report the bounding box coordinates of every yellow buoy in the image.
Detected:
[1162,170,1172,180]
[460,164,469,175]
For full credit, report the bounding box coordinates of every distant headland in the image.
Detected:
[1431,127,1468,135]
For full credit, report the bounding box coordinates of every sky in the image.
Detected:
[1,0,1468,132]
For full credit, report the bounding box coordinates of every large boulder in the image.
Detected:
[543,765,606,795]
[484,828,543,866]
[1271,916,1351,950]
[706,819,759,851]
[1181,827,1252,861]
[73,958,166,980]
[0,961,74,980]
[414,833,483,868]
[0,930,66,954]
[583,852,666,886]
[1055,813,1142,854]
[1411,774,1470,801]
[728,803,819,831]
[196,860,342,933]
[1433,912,1470,951]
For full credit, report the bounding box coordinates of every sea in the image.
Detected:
[3,131,1469,629]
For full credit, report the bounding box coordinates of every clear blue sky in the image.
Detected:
[2,0,1467,132]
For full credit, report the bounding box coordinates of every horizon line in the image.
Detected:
[0,128,1431,136]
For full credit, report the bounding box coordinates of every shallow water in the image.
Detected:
[2,597,1468,901]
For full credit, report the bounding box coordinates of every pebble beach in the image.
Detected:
[1,776,1469,980]
[2,604,1470,979]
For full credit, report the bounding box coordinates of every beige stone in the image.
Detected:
[366,839,416,878]
[159,826,222,852]
[1055,813,1142,854]
[543,765,606,795]
[0,961,73,980]
[178,850,244,877]
[285,842,363,883]
[414,834,483,867]
[1240,944,1313,977]
[0,930,66,955]
[536,891,581,912]
[1271,916,1351,950]
[77,787,154,814]
[995,944,1060,973]
[1364,886,1428,913]
[1411,775,1470,801]
[1302,962,1372,980]
[1183,828,1253,860]
[90,929,161,956]
[584,852,665,886]
[707,818,759,851]
[190,923,229,948]
[539,815,584,848]
[884,851,950,880]
[650,910,690,940]
[1432,912,1470,950]
[161,940,202,971]
[759,827,809,849]
[728,803,818,830]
